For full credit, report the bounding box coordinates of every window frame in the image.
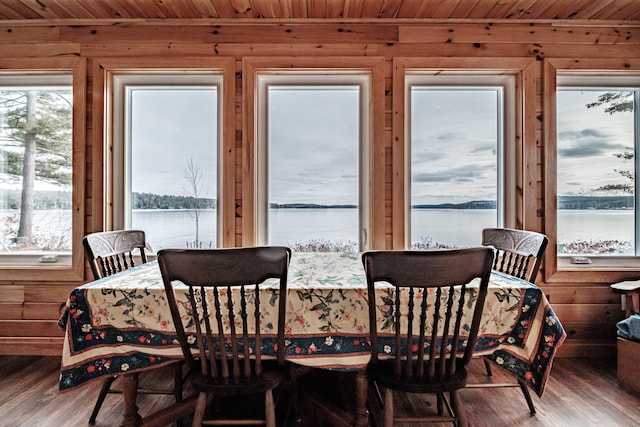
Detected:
[96,58,236,251]
[111,74,223,247]
[405,74,516,247]
[544,58,640,283]
[243,57,386,249]
[0,57,86,282]
[393,58,535,250]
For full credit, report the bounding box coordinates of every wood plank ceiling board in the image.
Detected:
[430,0,465,19]
[13,0,62,19]
[1,0,640,21]
[601,0,640,20]
[0,1,40,19]
[449,0,483,19]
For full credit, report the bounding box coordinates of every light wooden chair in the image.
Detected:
[362,247,494,427]
[83,230,183,425]
[158,246,291,427]
[466,227,549,415]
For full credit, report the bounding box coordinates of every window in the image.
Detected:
[406,74,515,249]
[0,57,85,280]
[112,73,221,251]
[556,75,640,263]
[255,73,371,252]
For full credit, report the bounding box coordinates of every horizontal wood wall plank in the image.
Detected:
[0,25,61,41]
[23,303,66,320]
[0,42,80,57]
[79,42,379,57]
[0,303,22,320]
[24,285,75,304]
[0,321,64,337]
[0,337,63,356]
[561,321,619,340]
[61,23,400,43]
[399,23,640,44]
[552,303,621,323]
[0,286,23,303]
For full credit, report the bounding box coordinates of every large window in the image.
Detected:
[256,74,370,252]
[557,76,640,261]
[406,75,515,249]
[112,74,221,251]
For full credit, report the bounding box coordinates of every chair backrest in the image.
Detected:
[482,227,548,282]
[362,247,494,380]
[158,246,291,382]
[83,230,148,280]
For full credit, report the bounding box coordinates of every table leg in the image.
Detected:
[354,370,369,427]
[121,373,142,427]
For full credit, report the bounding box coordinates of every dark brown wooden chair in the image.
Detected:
[467,227,549,415]
[362,247,494,427]
[158,246,291,427]
[83,230,183,425]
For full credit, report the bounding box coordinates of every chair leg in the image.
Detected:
[383,387,394,427]
[89,375,118,425]
[192,392,208,427]
[174,362,183,403]
[449,390,466,427]
[483,358,493,376]
[265,389,276,427]
[518,377,536,415]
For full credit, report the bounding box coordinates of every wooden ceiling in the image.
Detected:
[1,0,640,23]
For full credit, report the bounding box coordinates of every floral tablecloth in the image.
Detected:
[59,251,565,396]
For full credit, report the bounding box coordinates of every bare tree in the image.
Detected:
[183,157,207,246]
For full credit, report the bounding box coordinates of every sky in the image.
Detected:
[556,89,633,196]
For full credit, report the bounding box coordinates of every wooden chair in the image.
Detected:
[482,227,548,283]
[158,246,291,427]
[362,247,494,427]
[83,230,183,425]
[467,227,549,415]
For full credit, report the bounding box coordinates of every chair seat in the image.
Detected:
[189,360,288,395]
[369,359,468,394]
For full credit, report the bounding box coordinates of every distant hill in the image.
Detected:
[269,203,357,209]
[412,200,496,209]
[557,195,633,209]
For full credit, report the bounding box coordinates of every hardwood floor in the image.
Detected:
[0,355,638,426]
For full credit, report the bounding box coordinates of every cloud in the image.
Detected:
[413,163,492,183]
[558,127,627,158]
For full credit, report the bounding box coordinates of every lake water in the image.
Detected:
[1,208,634,253]
[134,208,635,252]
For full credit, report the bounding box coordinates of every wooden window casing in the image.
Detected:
[392,58,537,250]
[544,58,640,283]
[0,57,86,282]
[242,57,386,250]
[93,57,236,249]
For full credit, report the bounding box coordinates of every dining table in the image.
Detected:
[59,251,566,426]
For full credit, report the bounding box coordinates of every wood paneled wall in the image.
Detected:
[0,20,637,357]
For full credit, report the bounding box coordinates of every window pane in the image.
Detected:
[410,88,499,249]
[127,87,217,250]
[0,85,72,264]
[268,86,359,252]
[557,89,635,256]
